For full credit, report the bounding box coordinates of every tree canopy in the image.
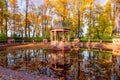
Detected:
[0,0,116,41]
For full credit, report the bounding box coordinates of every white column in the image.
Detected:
[55,30,56,41]
[68,31,70,41]
[62,31,65,41]
[50,31,52,41]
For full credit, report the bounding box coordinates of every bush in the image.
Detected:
[34,36,43,42]
[70,36,75,42]
[12,34,23,42]
[46,34,50,42]
[0,33,8,42]
[24,37,32,42]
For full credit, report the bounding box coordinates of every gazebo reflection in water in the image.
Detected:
[50,51,71,79]
[113,49,120,75]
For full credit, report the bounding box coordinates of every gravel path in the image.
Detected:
[0,66,58,80]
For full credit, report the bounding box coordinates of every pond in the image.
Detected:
[0,47,120,80]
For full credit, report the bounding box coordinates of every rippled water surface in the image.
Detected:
[0,47,120,80]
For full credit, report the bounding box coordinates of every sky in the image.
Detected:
[34,0,108,5]
[97,0,108,5]
[18,0,108,10]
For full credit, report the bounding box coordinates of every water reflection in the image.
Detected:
[0,48,120,80]
[113,49,120,79]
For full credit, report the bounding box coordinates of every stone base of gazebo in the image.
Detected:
[50,46,71,51]
[113,38,120,44]
[113,49,120,56]
[50,41,71,51]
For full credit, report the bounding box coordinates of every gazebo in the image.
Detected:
[50,21,71,51]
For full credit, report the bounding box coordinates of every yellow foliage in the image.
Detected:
[9,0,17,8]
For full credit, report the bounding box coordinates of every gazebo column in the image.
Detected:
[52,31,54,41]
[56,31,58,41]
[54,30,56,41]
[62,31,65,41]
[50,31,53,41]
[68,31,70,41]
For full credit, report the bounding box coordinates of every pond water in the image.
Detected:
[0,47,120,80]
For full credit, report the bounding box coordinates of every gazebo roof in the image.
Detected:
[52,21,70,30]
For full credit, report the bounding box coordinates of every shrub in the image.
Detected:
[34,36,43,42]
[46,34,50,42]
[12,34,23,42]
[0,33,8,42]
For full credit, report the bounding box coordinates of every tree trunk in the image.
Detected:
[28,26,30,38]
[32,26,36,38]
[78,9,80,38]
[5,0,8,36]
[89,2,93,40]
[1,7,3,33]
[5,19,7,36]
[25,0,28,38]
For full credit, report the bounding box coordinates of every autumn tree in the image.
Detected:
[25,0,28,38]
[0,0,114,41]
[27,1,42,38]
[0,0,9,36]
[40,3,52,38]
[9,0,18,35]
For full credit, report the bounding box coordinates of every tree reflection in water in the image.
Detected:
[0,48,120,80]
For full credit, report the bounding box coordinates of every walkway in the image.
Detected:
[0,43,25,50]
[0,66,58,80]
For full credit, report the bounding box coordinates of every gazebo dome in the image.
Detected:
[53,21,69,29]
